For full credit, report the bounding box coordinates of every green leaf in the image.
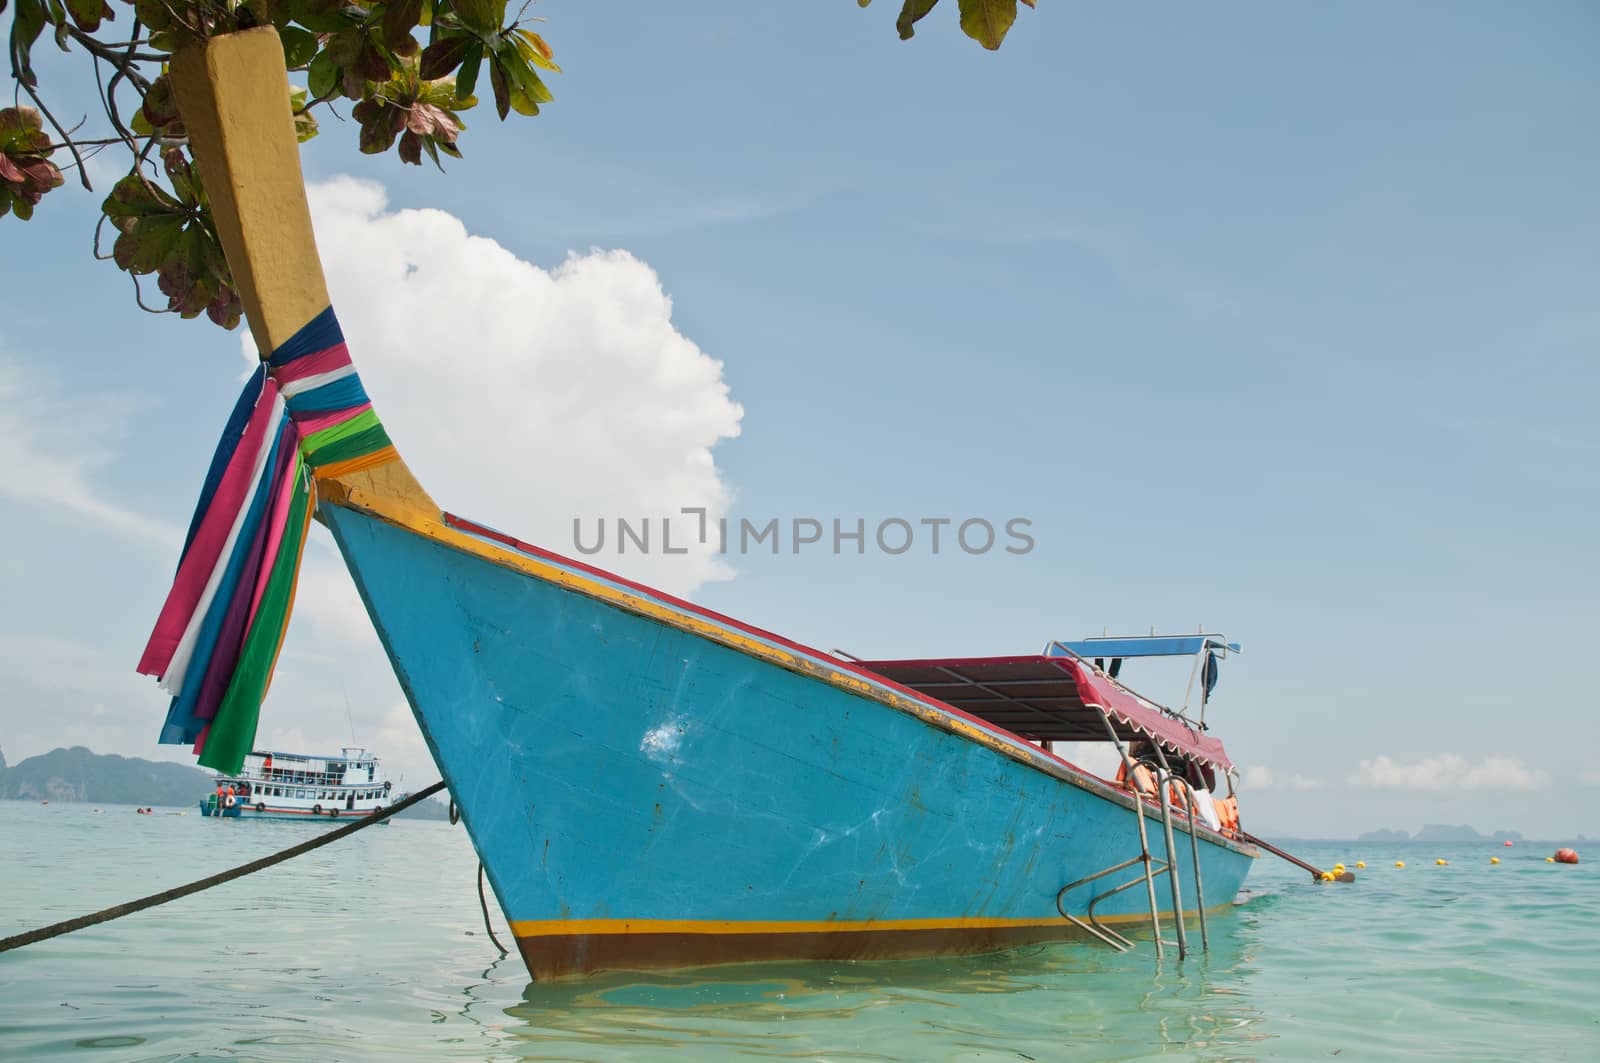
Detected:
[48,0,70,49]
[130,0,171,32]
[289,86,320,142]
[9,0,49,87]
[488,59,510,121]
[112,213,185,272]
[64,0,106,32]
[307,49,339,99]
[896,0,939,40]
[956,0,1016,50]
[419,133,446,170]
[140,74,180,131]
[102,174,183,220]
[163,148,201,206]
[452,0,497,34]
[455,45,483,103]
[280,26,319,68]
[499,44,552,105]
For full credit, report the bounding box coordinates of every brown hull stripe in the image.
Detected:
[517,920,1190,980]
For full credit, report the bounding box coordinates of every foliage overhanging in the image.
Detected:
[4,0,1030,329]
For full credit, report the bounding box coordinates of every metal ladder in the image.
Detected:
[1053,716,1211,959]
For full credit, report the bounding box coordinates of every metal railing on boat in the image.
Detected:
[1053,709,1212,960]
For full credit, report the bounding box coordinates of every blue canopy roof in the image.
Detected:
[1046,634,1240,659]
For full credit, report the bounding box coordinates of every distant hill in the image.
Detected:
[2,745,454,819]
[1358,824,1527,843]
[0,746,213,806]
[390,795,451,821]
[1358,828,1412,842]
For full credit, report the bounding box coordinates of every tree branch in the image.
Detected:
[15,82,93,192]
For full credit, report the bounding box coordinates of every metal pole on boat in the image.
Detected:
[1181,648,1203,719]
[1097,710,1166,959]
[1175,777,1210,953]
[1150,747,1188,960]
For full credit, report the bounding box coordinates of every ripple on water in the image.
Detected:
[2,805,1598,1060]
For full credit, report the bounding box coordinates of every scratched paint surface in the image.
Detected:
[324,509,1253,949]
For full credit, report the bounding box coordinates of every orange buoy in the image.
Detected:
[1554,848,1579,865]
[1503,840,1513,847]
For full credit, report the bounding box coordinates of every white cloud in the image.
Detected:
[0,357,177,545]
[1349,753,1549,792]
[1,177,742,786]
[1241,765,1324,791]
[256,176,744,598]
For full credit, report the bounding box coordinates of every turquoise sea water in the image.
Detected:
[2,800,1595,1061]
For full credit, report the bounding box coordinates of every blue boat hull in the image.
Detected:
[324,506,1255,978]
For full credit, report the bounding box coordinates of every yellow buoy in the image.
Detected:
[1356,861,1366,869]
[1436,858,1448,865]
[1490,857,1500,865]
[1546,856,1556,863]
[1395,861,1405,868]
[1334,864,1346,872]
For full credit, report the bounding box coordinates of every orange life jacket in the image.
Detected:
[1215,795,1240,835]
[1115,760,1158,798]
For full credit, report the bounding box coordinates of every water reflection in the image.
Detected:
[494,913,1275,1060]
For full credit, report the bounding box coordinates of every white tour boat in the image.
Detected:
[199,747,392,821]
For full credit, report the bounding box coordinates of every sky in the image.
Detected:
[1,2,1596,839]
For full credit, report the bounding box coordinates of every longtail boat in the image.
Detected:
[137,28,1257,979]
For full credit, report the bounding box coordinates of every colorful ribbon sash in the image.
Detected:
[139,308,393,773]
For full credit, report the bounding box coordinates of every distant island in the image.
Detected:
[1,745,212,806]
[1357,824,1526,843]
[1358,828,1411,842]
[0,745,451,819]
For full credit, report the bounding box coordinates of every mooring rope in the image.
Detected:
[477,861,510,956]
[0,781,446,955]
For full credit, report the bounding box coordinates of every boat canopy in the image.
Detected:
[858,654,1233,772]
[1047,635,1240,659]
